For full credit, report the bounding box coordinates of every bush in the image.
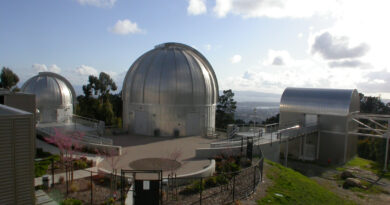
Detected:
[204,177,217,188]
[215,175,229,185]
[180,180,205,195]
[70,183,79,193]
[61,198,82,205]
[73,160,88,169]
[59,176,65,184]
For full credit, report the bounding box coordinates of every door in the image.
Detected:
[305,114,318,126]
[135,111,149,135]
[186,113,200,136]
[134,180,160,205]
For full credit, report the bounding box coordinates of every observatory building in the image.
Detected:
[22,72,76,123]
[122,43,219,137]
[279,87,360,164]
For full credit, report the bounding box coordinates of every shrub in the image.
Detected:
[61,198,82,205]
[204,177,217,188]
[215,175,229,185]
[70,183,79,193]
[180,180,205,195]
[73,160,88,169]
[59,176,65,184]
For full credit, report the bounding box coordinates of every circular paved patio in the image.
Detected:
[98,134,218,177]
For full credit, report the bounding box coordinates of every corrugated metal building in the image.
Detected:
[0,89,36,119]
[279,87,360,164]
[0,104,35,205]
[21,72,76,123]
[122,43,219,137]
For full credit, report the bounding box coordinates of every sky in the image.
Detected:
[1,0,389,99]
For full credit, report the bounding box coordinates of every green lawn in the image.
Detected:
[258,160,354,205]
[336,157,390,180]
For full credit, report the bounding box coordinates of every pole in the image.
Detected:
[199,178,203,205]
[66,163,69,196]
[51,158,54,188]
[385,120,390,172]
[285,136,289,166]
[232,175,236,202]
[91,170,93,205]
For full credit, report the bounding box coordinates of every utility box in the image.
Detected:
[0,104,35,205]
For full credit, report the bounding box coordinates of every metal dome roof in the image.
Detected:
[123,42,219,105]
[21,72,76,108]
[280,87,360,116]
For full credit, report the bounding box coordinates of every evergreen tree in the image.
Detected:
[216,89,237,128]
[0,67,19,90]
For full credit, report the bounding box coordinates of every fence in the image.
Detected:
[37,159,122,204]
[162,158,264,205]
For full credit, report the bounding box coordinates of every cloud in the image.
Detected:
[32,64,61,73]
[109,19,143,35]
[231,54,242,63]
[311,32,369,60]
[298,33,303,38]
[187,0,207,15]
[204,44,212,51]
[357,70,390,93]
[263,50,293,66]
[213,0,340,18]
[76,0,116,8]
[328,60,370,68]
[75,65,99,76]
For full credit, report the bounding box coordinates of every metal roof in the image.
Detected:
[21,72,76,108]
[280,87,360,116]
[123,42,219,105]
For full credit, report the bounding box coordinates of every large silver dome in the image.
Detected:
[22,72,76,123]
[123,42,219,137]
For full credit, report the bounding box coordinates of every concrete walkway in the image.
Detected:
[35,190,58,205]
[35,167,98,186]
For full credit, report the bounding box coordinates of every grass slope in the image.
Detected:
[258,160,354,205]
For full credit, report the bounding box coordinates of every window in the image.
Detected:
[0,96,4,104]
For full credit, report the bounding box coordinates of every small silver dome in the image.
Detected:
[123,42,219,137]
[22,72,76,123]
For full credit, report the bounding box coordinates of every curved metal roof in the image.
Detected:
[21,72,76,108]
[123,42,219,105]
[280,87,360,116]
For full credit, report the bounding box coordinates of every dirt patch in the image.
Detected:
[129,158,181,171]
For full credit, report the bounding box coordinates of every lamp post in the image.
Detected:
[253,108,257,135]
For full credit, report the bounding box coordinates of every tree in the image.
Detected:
[262,113,280,125]
[357,93,390,165]
[0,67,19,90]
[216,89,237,129]
[76,72,120,126]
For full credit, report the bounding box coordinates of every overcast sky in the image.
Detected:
[1,0,389,98]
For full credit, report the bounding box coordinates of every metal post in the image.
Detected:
[51,158,55,188]
[241,137,243,156]
[91,170,93,205]
[385,137,389,172]
[199,178,203,205]
[253,166,256,190]
[232,175,236,202]
[316,131,321,160]
[385,120,390,172]
[65,163,69,196]
[285,136,289,166]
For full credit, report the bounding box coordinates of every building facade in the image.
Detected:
[279,87,360,164]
